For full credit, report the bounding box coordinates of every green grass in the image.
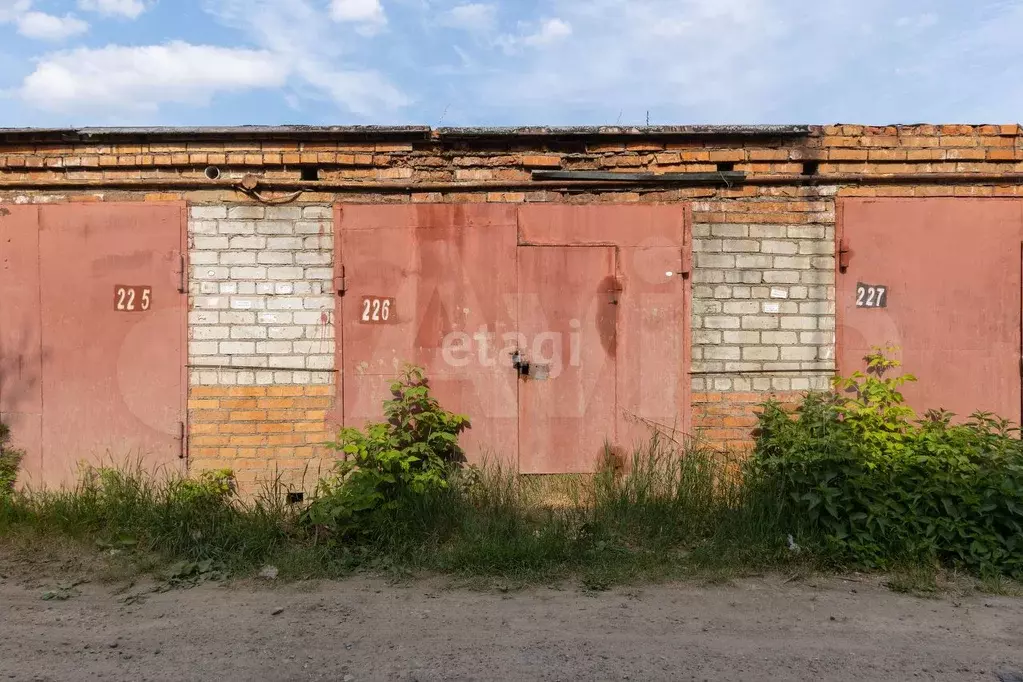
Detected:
[0,438,822,587]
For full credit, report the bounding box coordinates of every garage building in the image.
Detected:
[0,124,1019,492]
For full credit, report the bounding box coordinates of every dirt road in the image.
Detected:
[1,564,1022,682]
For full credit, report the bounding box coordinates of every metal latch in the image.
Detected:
[510,350,551,380]
[177,421,188,463]
[511,349,530,377]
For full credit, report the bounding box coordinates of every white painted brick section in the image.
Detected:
[691,209,836,392]
[188,204,334,386]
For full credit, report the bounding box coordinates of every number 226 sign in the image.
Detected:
[359,296,396,324]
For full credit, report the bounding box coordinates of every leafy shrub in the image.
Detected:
[170,469,236,504]
[753,346,1023,577]
[305,365,470,537]
[0,421,24,497]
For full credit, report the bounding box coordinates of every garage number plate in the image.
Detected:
[114,285,152,312]
[855,282,888,309]
[360,296,396,324]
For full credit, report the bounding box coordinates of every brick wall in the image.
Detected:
[3,123,1023,487]
[188,385,334,490]
[187,204,335,386]
[185,203,337,488]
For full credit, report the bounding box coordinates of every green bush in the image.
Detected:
[753,346,1023,577]
[305,365,470,538]
[0,421,24,498]
[169,468,236,504]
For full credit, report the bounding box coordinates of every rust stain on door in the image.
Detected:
[837,198,1022,422]
[517,246,618,474]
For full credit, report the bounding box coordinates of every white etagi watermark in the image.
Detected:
[440,321,583,379]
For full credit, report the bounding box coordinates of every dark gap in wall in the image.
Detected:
[286,492,305,504]
[300,167,320,181]
[802,160,820,176]
[716,161,735,173]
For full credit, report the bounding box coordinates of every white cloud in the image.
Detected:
[76,0,147,19]
[16,11,88,40]
[472,0,831,123]
[330,0,385,32]
[439,3,496,32]
[204,0,408,116]
[19,41,288,112]
[299,64,409,116]
[521,17,571,46]
[0,2,90,41]
[0,0,31,24]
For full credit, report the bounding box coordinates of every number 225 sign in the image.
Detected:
[114,285,152,312]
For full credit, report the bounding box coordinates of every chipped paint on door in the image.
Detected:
[337,204,520,468]
[615,246,689,451]
[0,206,43,483]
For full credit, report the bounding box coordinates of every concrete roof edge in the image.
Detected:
[0,124,813,142]
[0,125,434,142]
[435,125,814,138]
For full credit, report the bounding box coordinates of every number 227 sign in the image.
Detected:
[855,282,888,309]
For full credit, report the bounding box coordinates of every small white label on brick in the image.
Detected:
[770,287,789,299]
[763,302,781,313]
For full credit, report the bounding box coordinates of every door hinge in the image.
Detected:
[838,237,852,272]
[178,421,188,464]
[679,247,692,279]
[334,265,347,296]
[177,252,186,294]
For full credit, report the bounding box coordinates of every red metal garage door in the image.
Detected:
[337,204,689,474]
[517,205,690,462]
[837,198,1022,422]
[0,203,187,488]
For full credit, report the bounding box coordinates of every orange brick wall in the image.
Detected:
[692,391,803,451]
[187,385,336,492]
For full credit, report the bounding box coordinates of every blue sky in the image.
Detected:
[0,0,1021,127]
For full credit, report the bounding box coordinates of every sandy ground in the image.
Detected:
[2,555,1023,682]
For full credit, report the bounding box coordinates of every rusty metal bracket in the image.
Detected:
[178,421,188,463]
[335,265,347,296]
[838,237,852,272]
[177,252,186,294]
